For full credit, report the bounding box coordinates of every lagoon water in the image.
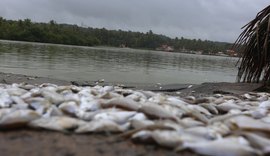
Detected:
[0,40,238,84]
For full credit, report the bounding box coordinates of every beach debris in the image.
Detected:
[0,82,269,155]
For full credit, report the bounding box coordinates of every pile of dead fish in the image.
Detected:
[0,83,270,156]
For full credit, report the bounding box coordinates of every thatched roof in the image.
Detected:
[234,5,270,83]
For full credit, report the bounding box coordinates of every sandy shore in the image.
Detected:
[0,72,265,156]
[0,71,264,97]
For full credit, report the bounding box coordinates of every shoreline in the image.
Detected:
[0,39,234,58]
[0,71,268,156]
[0,71,264,97]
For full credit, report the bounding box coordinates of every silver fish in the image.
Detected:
[199,103,219,115]
[151,130,207,148]
[75,119,130,133]
[216,100,244,112]
[80,97,102,111]
[0,109,40,129]
[59,101,79,117]
[101,97,140,111]
[93,111,137,124]
[29,116,82,132]
[0,89,13,108]
[139,102,178,121]
[176,137,261,156]
[242,132,270,154]
[228,115,270,132]
[130,119,155,129]
[41,89,65,104]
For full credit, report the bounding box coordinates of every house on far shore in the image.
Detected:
[216,51,228,56]
[226,50,238,57]
[156,44,174,52]
[119,44,127,48]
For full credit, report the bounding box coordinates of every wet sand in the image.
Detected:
[0,72,265,156]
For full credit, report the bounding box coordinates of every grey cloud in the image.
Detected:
[0,0,269,42]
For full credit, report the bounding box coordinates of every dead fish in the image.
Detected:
[0,109,40,129]
[185,126,214,139]
[0,108,16,119]
[147,120,183,132]
[75,108,121,121]
[139,102,178,121]
[243,93,257,101]
[75,109,99,121]
[165,97,192,115]
[192,97,216,104]
[75,119,130,133]
[259,100,270,109]
[148,93,167,104]
[187,105,212,116]
[159,104,184,119]
[261,116,270,123]
[59,101,79,117]
[242,132,270,154]
[132,130,206,149]
[39,83,58,89]
[101,97,140,111]
[119,124,175,139]
[183,96,196,104]
[0,89,13,108]
[257,95,268,102]
[151,130,207,148]
[100,86,114,93]
[176,137,261,156]
[228,115,270,132]
[199,103,219,115]
[43,105,63,118]
[130,119,155,129]
[213,97,226,104]
[128,112,148,121]
[131,130,154,143]
[246,108,268,119]
[10,96,28,109]
[98,92,120,99]
[216,100,244,112]
[165,98,208,123]
[126,93,143,102]
[222,95,241,101]
[78,87,96,97]
[182,117,205,127]
[25,97,51,115]
[29,116,82,132]
[209,112,242,124]
[41,89,65,105]
[80,97,102,111]
[187,109,209,124]
[185,123,228,140]
[207,122,231,138]
[93,111,137,124]
[61,90,80,102]
[7,87,28,96]
[17,83,36,90]
[138,90,156,99]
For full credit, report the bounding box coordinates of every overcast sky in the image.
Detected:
[0,0,268,42]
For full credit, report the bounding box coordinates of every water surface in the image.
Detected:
[0,40,238,84]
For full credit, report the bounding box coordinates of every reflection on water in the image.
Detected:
[0,40,238,84]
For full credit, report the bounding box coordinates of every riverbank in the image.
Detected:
[0,72,267,156]
[0,71,264,97]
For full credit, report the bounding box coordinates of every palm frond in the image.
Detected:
[234,5,270,83]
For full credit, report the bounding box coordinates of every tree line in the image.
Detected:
[0,17,232,54]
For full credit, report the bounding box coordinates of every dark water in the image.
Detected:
[0,40,238,84]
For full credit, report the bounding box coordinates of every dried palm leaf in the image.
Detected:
[234,5,270,83]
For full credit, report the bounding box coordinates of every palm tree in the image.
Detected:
[234,5,270,83]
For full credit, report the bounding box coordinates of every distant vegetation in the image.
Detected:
[0,17,232,54]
